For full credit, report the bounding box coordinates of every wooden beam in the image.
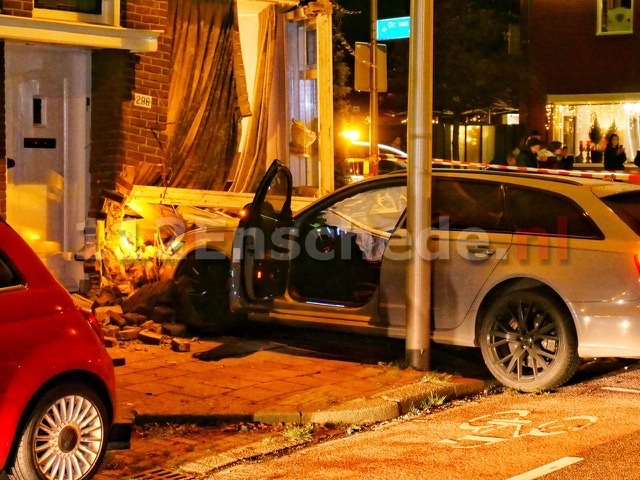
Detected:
[127,186,314,213]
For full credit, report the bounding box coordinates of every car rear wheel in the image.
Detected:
[479,289,580,392]
[8,383,109,480]
[174,253,242,334]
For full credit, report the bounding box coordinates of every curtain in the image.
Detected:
[229,5,277,192]
[134,0,250,190]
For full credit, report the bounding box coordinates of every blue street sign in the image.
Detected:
[377,16,411,40]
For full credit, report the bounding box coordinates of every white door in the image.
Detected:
[5,43,90,291]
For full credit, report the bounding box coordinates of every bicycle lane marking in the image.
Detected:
[506,457,584,480]
[439,410,598,448]
[601,386,640,394]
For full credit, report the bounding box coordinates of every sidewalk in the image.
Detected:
[109,333,494,428]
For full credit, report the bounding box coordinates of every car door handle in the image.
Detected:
[467,245,495,255]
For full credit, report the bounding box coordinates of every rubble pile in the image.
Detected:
[73,280,192,353]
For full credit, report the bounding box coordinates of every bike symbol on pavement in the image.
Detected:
[440,410,598,448]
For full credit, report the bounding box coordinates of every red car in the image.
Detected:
[0,218,116,480]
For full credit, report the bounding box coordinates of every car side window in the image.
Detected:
[322,185,407,261]
[506,186,601,238]
[0,251,23,289]
[432,178,506,232]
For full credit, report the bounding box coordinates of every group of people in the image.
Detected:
[492,133,574,170]
[498,131,628,171]
[514,137,574,170]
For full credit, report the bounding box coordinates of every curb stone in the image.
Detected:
[175,377,494,476]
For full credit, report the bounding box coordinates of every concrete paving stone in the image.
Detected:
[284,374,332,387]
[339,381,389,398]
[159,374,209,388]
[124,381,179,396]
[248,350,328,367]
[115,372,163,387]
[171,360,228,373]
[256,379,318,394]
[309,369,367,384]
[226,385,285,402]
[189,373,258,390]
[173,382,231,399]
[351,366,393,379]
[116,388,153,405]
[259,367,319,380]
[214,359,297,373]
[123,356,184,370]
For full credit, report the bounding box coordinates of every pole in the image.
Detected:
[405,0,433,370]
[369,0,379,175]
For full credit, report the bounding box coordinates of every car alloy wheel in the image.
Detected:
[9,383,108,480]
[479,288,580,392]
[174,252,243,334]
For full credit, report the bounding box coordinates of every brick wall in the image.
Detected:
[89,0,169,217]
[0,0,32,17]
[523,1,640,134]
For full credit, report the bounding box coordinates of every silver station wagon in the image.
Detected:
[162,160,640,392]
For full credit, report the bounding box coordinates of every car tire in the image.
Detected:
[174,253,243,335]
[479,288,580,392]
[8,383,109,480]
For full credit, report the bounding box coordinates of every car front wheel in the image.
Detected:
[8,383,109,480]
[174,253,242,334]
[479,289,580,392]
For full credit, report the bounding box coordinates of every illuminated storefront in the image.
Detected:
[548,94,640,162]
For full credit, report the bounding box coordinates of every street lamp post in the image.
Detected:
[369,0,379,174]
[405,0,433,370]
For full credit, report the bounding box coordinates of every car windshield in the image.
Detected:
[601,191,640,235]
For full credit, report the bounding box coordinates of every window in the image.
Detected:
[598,0,633,35]
[432,179,507,233]
[602,191,640,235]
[506,187,602,238]
[290,185,406,305]
[34,0,119,26]
[0,253,24,290]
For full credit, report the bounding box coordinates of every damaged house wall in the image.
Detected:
[0,1,333,302]
[88,0,252,293]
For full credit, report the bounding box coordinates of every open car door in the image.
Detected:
[230,160,294,312]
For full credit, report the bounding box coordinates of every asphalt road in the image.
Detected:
[205,360,640,479]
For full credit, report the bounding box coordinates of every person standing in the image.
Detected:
[559,145,574,170]
[604,134,626,170]
[516,137,544,168]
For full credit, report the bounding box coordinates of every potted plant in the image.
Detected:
[589,116,603,162]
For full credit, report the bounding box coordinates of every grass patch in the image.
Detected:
[282,424,314,442]
[419,372,452,384]
[388,358,410,370]
[419,392,447,410]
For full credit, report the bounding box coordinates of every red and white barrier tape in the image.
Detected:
[430,158,640,185]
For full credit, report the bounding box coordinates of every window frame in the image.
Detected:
[597,0,634,35]
[33,0,120,27]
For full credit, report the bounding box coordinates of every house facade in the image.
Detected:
[0,0,332,292]
[521,0,640,162]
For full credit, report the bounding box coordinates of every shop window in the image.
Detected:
[597,0,633,34]
[34,0,119,26]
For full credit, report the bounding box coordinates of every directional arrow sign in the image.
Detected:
[377,16,411,41]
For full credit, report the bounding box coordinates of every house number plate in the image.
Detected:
[134,93,153,109]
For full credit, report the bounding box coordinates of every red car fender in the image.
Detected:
[0,289,116,468]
